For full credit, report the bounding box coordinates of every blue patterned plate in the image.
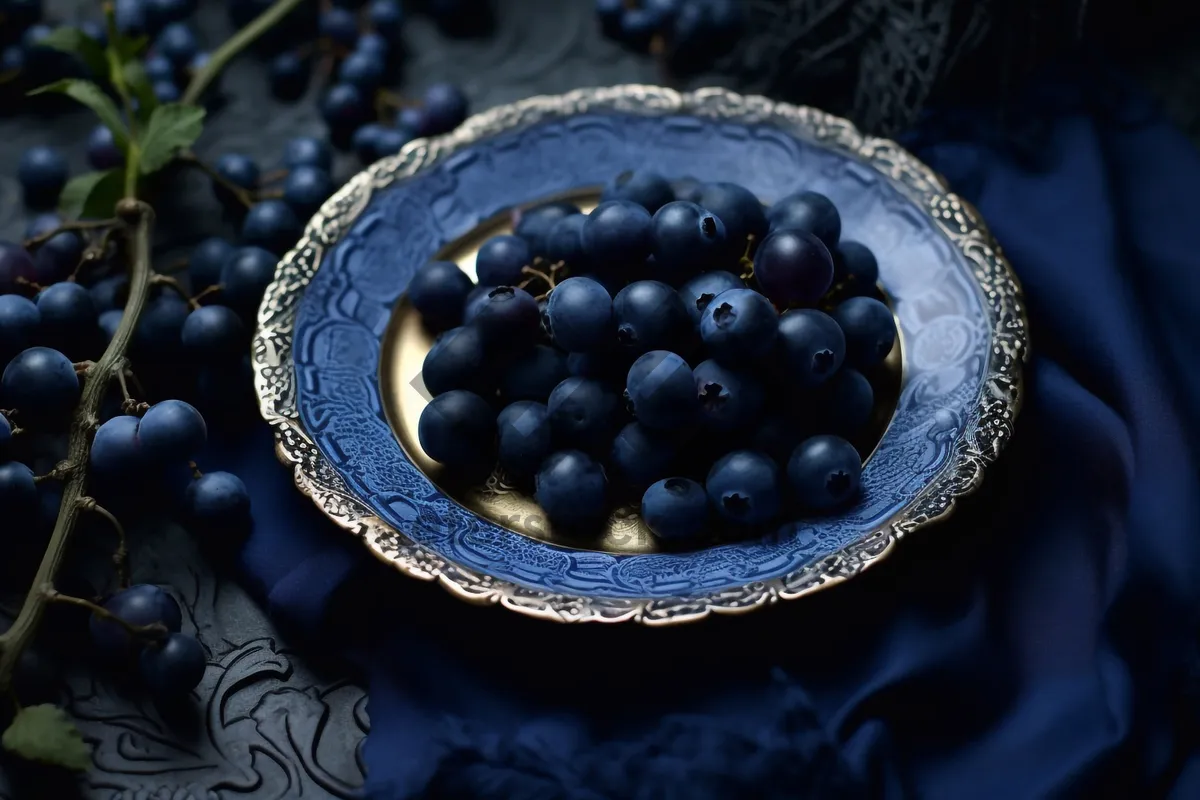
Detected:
[252,86,1029,625]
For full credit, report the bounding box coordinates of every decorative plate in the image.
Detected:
[252,85,1029,626]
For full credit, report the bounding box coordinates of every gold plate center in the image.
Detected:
[378,189,903,555]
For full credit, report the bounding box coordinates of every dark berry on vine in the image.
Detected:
[153,80,182,103]
[787,435,862,510]
[144,53,176,84]
[135,294,190,357]
[496,400,553,478]
[619,8,660,49]
[776,308,846,388]
[369,0,404,40]
[417,389,496,474]
[338,50,385,90]
[472,286,540,347]
[408,260,473,332]
[283,137,332,171]
[419,83,469,136]
[421,325,490,397]
[832,296,896,368]
[613,280,689,356]
[88,584,183,660]
[24,213,60,240]
[650,200,727,279]
[501,345,569,404]
[625,350,697,430]
[282,165,335,218]
[319,7,360,46]
[514,201,581,257]
[155,22,199,65]
[188,51,212,75]
[18,146,68,209]
[0,46,24,76]
[182,305,247,362]
[693,358,763,432]
[609,421,675,490]
[543,276,613,352]
[462,284,493,324]
[768,191,842,249]
[99,309,123,344]
[0,461,37,511]
[188,236,235,290]
[706,450,781,525]
[678,270,743,327]
[80,20,108,47]
[241,199,302,255]
[545,214,588,266]
[185,471,252,528]
[476,235,532,287]
[833,241,880,294]
[138,400,207,464]
[699,288,778,365]
[115,0,149,35]
[0,414,10,455]
[0,295,41,361]
[352,123,384,163]
[547,376,620,453]
[601,171,674,215]
[87,125,124,170]
[214,152,260,191]
[534,450,608,531]
[753,229,834,307]
[32,231,84,284]
[1,347,79,426]
[321,83,371,134]
[35,282,97,342]
[0,241,36,294]
[139,633,207,697]
[642,478,708,541]
[90,415,145,476]
[813,367,874,436]
[395,106,424,134]
[269,51,309,101]
[581,200,653,268]
[373,126,412,157]
[692,182,768,258]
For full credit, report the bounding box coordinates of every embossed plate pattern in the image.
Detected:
[252,85,1029,625]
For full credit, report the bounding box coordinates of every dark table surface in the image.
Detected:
[0,2,1197,798]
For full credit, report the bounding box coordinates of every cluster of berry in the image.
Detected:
[410,171,895,541]
[594,0,742,68]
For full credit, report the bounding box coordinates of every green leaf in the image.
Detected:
[2,705,92,771]
[37,27,109,79]
[110,33,148,65]
[59,170,125,219]
[28,79,129,151]
[122,60,158,122]
[139,103,206,175]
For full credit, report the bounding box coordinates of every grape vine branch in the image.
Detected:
[0,0,305,695]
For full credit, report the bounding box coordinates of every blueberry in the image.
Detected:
[87,125,124,171]
[214,153,260,190]
[706,450,780,525]
[185,471,252,529]
[547,376,620,453]
[90,415,145,476]
[23,214,61,241]
[282,165,335,218]
[319,7,360,46]
[476,235,531,287]
[352,123,384,163]
[338,50,384,90]
[421,325,490,397]
[642,477,708,541]
[678,271,744,327]
[699,288,778,364]
[581,200,653,269]
[139,400,207,464]
[0,242,36,294]
[181,305,247,362]
[832,296,896,368]
[0,462,37,512]
[624,350,696,430]
[369,0,404,41]
[88,584,182,660]
[152,80,181,103]
[99,310,123,344]
[462,284,493,324]
[473,286,540,347]
[545,214,589,266]
[18,147,68,209]
[595,0,624,36]
[188,236,235,290]
[692,182,768,259]
[357,31,391,58]
[144,53,176,83]
[373,126,412,157]
[419,83,468,135]
[283,137,333,171]
[787,435,861,510]
[35,282,96,342]
[270,51,309,101]
[833,241,880,295]
[139,632,207,697]
[534,450,608,530]
[417,389,496,474]
[395,106,424,135]
[544,277,613,352]
[619,8,661,49]
[220,246,278,313]
[241,200,302,255]
[134,294,189,357]
[768,191,841,249]
[501,345,568,404]
[753,229,834,308]
[601,170,674,214]
[650,200,727,281]
[776,308,845,387]
[321,83,370,132]
[145,0,196,29]
[496,400,552,478]
[1,347,80,426]
[613,280,689,356]
[0,46,24,76]
[408,260,473,332]
[32,231,84,284]
[0,295,41,362]
[155,22,199,65]
[608,421,675,490]
[692,358,763,432]
[0,415,10,455]
[515,201,581,257]
[812,367,874,436]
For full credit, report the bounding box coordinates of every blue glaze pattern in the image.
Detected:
[254,87,1028,623]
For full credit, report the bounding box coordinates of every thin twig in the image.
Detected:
[259,168,289,185]
[190,284,223,305]
[150,274,201,309]
[519,265,556,292]
[75,226,120,279]
[177,152,255,209]
[43,590,164,641]
[77,498,130,589]
[23,218,117,250]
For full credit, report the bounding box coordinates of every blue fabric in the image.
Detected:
[212,63,1200,799]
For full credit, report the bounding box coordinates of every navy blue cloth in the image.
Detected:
[212,65,1200,799]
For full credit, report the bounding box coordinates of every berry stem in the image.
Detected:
[77,498,131,589]
[42,590,165,642]
[258,168,289,185]
[0,201,156,691]
[519,265,556,292]
[177,152,255,209]
[150,274,202,310]
[23,218,117,250]
[182,0,307,105]
[190,284,223,305]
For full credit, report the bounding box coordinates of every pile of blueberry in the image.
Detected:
[410,171,895,542]
[594,0,743,68]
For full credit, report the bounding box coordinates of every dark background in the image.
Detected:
[0,1,1196,797]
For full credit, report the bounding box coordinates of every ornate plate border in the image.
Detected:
[252,85,1029,626]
